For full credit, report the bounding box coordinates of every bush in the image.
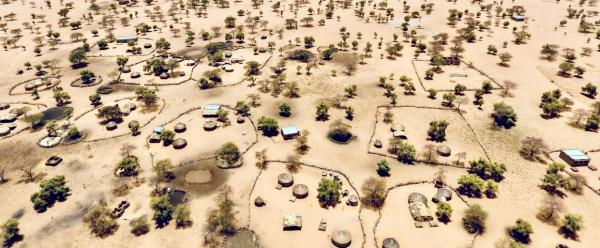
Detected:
[30,175,70,212]
[2,219,21,246]
[83,203,119,237]
[129,216,150,236]
[174,204,192,228]
[436,202,453,223]
[288,49,314,62]
[116,155,141,177]
[317,177,342,208]
[468,158,507,182]
[560,214,583,239]
[206,186,238,235]
[508,219,533,244]
[150,195,173,227]
[462,204,488,234]
[457,174,484,197]
[217,142,240,165]
[278,102,292,117]
[427,120,449,142]
[361,177,386,209]
[257,116,279,136]
[376,159,390,176]
[389,139,416,163]
[492,102,517,128]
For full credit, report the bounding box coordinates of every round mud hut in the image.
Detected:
[174,123,187,133]
[173,138,188,149]
[278,173,294,187]
[408,192,427,205]
[106,121,117,131]
[203,120,217,131]
[331,230,352,248]
[373,139,382,148]
[0,102,9,110]
[254,197,265,207]
[292,184,308,199]
[382,238,399,248]
[436,144,452,157]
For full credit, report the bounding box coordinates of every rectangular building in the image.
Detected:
[559,149,590,167]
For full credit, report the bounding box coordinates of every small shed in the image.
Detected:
[281,126,300,140]
[511,15,526,22]
[283,214,302,230]
[153,126,164,134]
[203,104,221,117]
[116,35,138,43]
[560,149,590,167]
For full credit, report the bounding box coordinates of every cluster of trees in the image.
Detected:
[83,202,118,237]
[539,90,573,118]
[388,139,416,163]
[134,86,158,108]
[492,102,517,128]
[30,175,70,212]
[541,162,585,195]
[457,158,506,198]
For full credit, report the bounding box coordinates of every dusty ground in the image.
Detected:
[1,0,600,248]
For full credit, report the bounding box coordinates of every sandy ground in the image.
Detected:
[1,0,600,248]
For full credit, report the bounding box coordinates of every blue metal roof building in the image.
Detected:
[559,149,590,167]
[281,126,300,139]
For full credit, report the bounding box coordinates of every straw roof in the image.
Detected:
[433,187,453,203]
[106,121,117,130]
[174,123,187,133]
[292,184,308,198]
[436,144,452,157]
[173,138,187,149]
[408,192,427,205]
[382,238,399,248]
[331,230,352,248]
[278,173,294,187]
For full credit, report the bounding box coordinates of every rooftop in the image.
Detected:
[562,149,590,161]
[204,104,221,110]
[281,126,300,136]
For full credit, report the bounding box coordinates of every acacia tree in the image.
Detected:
[520,137,548,160]
[361,177,386,209]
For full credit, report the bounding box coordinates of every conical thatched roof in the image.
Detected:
[292,184,308,198]
[436,144,452,157]
[173,138,187,149]
[278,173,294,187]
[174,123,187,133]
[408,192,427,205]
[382,238,399,248]
[254,196,265,207]
[331,230,352,248]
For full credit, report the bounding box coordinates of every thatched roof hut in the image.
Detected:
[131,71,141,78]
[391,123,405,132]
[204,120,217,131]
[254,197,265,207]
[382,238,399,248]
[173,138,187,149]
[0,126,10,136]
[159,73,169,79]
[408,192,427,205]
[278,173,294,187]
[174,123,187,133]
[0,102,9,110]
[148,133,161,143]
[292,184,308,199]
[409,202,433,222]
[432,187,453,203]
[347,195,359,206]
[373,139,382,148]
[121,66,131,73]
[436,144,452,157]
[331,230,352,248]
[237,116,245,123]
[106,121,117,130]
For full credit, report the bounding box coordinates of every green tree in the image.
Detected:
[153,159,174,182]
[468,158,507,182]
[389,140,416,163]
[492,102,517,128]
[279,102,291,117]
[159,130,176,145]
[376,159,390,176]
[508,219,533,244]
[257,116,279,136]
[30,175,70,212]
[128,120,140,135]
[116,155,140,177]
[174,204,192,228]
[245,61,261,75]
[436,202,453,223]
[69,47,87,65]
[457,174,484,197]
[316,102,330,120]
[317,177,342,208]
[427,120,449,142]
[129,216,150,236]
[150,195,173,227]
[560,214,583,239]
[2,219,21,246]
[217,142,240,165]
